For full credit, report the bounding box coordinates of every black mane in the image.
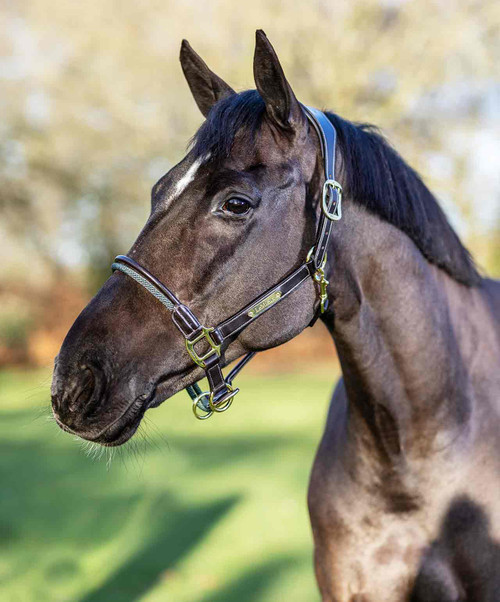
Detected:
[191,90,266,160]
[192,90,480,287]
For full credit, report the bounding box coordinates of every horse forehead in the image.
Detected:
[227,121,301,166]
[224,139,305,181]
[153,153,211,208]
[153,125,303,208]
[173,155,205,198]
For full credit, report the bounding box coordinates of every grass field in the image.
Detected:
[0,367,337,602]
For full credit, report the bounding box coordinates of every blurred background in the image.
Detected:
[0,0,499,600]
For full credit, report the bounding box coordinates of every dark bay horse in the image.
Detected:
[51,31,500,600]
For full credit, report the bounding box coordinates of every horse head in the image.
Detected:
[51,31,329,445]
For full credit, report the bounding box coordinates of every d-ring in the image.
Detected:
[306,247,327,270]
[209,385,239,413]
[192,391,213,420]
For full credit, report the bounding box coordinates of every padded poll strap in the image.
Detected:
[303,106,340,270]
[304,106,336,180]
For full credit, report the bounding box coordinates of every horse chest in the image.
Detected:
[310,442,500,602]
[311,493,431,601]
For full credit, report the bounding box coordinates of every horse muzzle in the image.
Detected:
[51,360,151,446]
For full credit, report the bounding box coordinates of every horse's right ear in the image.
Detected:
[180,40,235,117]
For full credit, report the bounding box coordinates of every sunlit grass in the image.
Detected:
[0,366,337,601]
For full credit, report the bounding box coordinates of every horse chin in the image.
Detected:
[53,396,149,447]
[91,401,147,447]
[97,371,198,445]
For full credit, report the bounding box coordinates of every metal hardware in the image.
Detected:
[209,384,239,413]
[315,251,329,313]
[314,266,329,313]
[192,391,213,420]
[185,327,221,368]
[248,291,282,318]
[307,248,329,314]
[192,384,239,420]
[322,179,342,221]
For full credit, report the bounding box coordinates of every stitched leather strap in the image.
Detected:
[216,262,313,343]
[204,354,229,401]
[303,106,336,180]
[303,106,340,270]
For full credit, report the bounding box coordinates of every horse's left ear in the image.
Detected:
[180,39,235,117]
[253,30,304,130]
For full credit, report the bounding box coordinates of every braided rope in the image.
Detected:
[112,262,175,311]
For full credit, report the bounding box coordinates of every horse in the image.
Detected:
[51,30,500,601]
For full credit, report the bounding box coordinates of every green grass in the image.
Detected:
[0,367,336,602]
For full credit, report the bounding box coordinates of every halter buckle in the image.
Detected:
[322,180,342,221]
[185,327,221,368]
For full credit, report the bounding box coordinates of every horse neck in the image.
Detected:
[320,202,474,466]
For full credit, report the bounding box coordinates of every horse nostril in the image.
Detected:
[68,366,96,412]
[53,363,105,424]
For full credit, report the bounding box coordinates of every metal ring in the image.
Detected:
[192,392,213,420]
[209,385,239,413]
[306,247,327,270]
[322,180,342,221]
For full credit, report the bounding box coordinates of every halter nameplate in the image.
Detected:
[248,291,282,318]
[111,105,341,419]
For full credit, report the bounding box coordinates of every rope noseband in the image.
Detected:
[111,105,342,419]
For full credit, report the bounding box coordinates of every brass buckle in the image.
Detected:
[322,179,342,221]
[307,248,329,314]
[185,327,221,368]
[314,262,329,314]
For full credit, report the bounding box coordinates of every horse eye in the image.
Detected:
[222,198,251,216]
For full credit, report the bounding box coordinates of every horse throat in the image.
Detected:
[320,202,472,470]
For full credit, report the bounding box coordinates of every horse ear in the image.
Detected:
[180,39,235,117]
[253,30,304,130]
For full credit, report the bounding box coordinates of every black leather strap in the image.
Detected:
[225,351,256,385]
[172,304,202,338]
[302,106,340,270]
[204,354,229,401]
[303,106,336,180]
[216,262,313,343]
